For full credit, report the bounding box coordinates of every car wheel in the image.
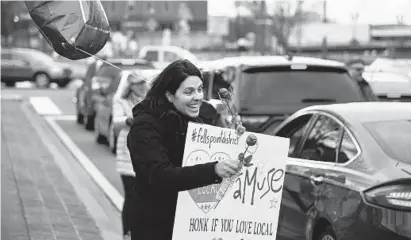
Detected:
[108,124,117,154]
[5,81,16,87]
[317,226,337,240]
[94,117,107,144]
[34,72,50,88]
[85,113,95,131]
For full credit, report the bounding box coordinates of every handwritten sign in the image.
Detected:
[172,122,290,240]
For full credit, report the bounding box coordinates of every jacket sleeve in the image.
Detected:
[127,123,222,193]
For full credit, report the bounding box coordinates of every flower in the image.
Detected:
[246,134,257,146]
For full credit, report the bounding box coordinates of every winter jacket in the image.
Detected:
[358,78,379,101]
[127,101,222,240]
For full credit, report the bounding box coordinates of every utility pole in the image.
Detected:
[321,0,328,59]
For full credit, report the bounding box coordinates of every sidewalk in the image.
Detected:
[1,99,105,240]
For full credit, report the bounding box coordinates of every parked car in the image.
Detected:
[1,48,72,88]
[270,102,411,240]
[363,71,411,102]
[74,58,155,130]
[138,45,199,69]
[52,51,89,80]
[94,69,160,153]
[200,55,367,133]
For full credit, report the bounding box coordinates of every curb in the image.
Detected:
[1,94,23,101]
[45,116,124,211]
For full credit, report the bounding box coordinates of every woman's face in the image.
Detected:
[167,76,204,118]
[130,82,148,97]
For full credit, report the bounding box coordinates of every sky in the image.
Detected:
[208,0,411,25]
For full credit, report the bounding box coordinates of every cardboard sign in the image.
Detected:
[173,122,290,240]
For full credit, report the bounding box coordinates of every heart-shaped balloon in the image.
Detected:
[184,150,231,213]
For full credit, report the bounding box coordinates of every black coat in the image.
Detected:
[358,78,379,101]
[127,102,222,240]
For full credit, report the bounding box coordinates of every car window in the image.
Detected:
[364,120,411,164]
[239,66,365,110]
[1,53,12,60]
[338,130,359,163]
[143,50,159,62]
[205,70,232,99]
[11,54,30,65]
[164,51,181,62]
[275,114,314,157]
[299,114,342,163]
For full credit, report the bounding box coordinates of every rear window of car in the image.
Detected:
[364,120,411,164]
[239,66,365,108]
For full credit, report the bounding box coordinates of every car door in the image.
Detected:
[274,113,318,240]
[1,52,14,78]
[99,72,122,137]
[276,113,344,240]
[11,53,33,79]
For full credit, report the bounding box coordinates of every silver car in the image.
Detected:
[1,48,72,88]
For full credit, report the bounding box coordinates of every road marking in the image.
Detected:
[51,115,77,121]
[29,97,62,115]
[45,116,124,211]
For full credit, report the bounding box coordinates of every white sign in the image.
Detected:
[173,122,290,240]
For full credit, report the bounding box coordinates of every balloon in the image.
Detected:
[25,0,110,60]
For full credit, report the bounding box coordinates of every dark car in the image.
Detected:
[1,48,72,88]
[200,56,367,133]
[270,102,411,240]
[74,58,155,130]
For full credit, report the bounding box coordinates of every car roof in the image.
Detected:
[203,55,346,70]
[106,58,153,66]
[301,102,411,123]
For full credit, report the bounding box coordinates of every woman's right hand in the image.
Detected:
[214,160,242,179]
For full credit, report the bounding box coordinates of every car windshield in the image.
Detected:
[364,120,411,164]
[239,66,364,110]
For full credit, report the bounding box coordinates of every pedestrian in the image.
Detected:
[114,73,150,240]
[127,59,243,240]
[346,58,379,101]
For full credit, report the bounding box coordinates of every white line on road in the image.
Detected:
[45,116,124,211]
[51,115,77,121]
[29,97,62,115]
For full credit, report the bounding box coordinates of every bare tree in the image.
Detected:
[270,0,304,53]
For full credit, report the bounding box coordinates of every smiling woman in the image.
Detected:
[126,59,243,240]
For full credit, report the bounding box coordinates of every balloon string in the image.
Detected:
[75,48,154,84]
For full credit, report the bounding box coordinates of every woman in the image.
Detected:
[114,73,149,240]
[127,60,242,240]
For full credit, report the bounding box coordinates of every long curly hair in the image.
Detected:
[133,59,203,116]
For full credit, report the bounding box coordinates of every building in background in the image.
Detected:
[101,1,207,33]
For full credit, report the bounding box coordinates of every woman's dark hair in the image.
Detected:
[136,59,203,112]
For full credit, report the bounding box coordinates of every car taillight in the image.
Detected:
[363,179,411,212]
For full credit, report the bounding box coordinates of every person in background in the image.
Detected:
[347,58,379,101]
[114,74,150,240]
[127,60,243,240]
